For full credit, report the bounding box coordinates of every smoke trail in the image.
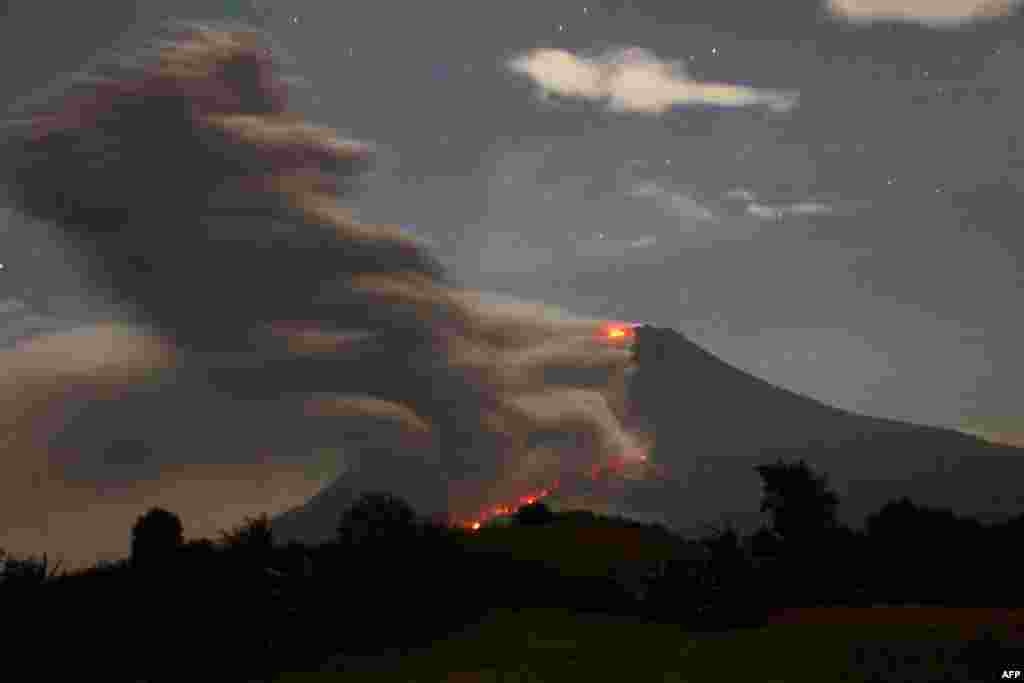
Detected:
[0,21,651,527]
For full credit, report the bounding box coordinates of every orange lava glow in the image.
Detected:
[597,322,636,345]
[461,449,654,531]
[462,483,558,531]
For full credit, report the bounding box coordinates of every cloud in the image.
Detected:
[569,232,660,260]
[745,204,782,220]
[0,24,651,563]
[788,202,835,215]
[507,46,799,114]
[746,201,833,220]
[302,395,433,433]
[724,188,757,202]
[628,182,716,223]
[826,0,1022,26]
[721,188,870,221]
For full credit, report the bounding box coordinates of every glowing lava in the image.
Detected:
[598,322,637,345]
[462,450,654,531]
[463,484,558,531]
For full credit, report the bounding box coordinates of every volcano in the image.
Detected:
[272,324,1024,543]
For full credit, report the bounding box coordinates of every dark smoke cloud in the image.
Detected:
[0,22,651,564]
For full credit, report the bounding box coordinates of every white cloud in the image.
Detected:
[572,233,660,259]
[724,188,757,202]
[507,46,799,114]
[745,201,834,220]
[629,182,716,223]
[787,202,833,216]
[826,0,1022,26]
[746,203,783,220]
[725,186,871,220]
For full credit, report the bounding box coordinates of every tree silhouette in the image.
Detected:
[754,459,842,605]
[755,458,839,545]
[516,501,554,526]
[866,496,948,543]
[0,550,64,587]
[130,506,184,571]
[219,513,274,563]
[865,496,990,603]
[702,525,748,580]
[336,492,417,548]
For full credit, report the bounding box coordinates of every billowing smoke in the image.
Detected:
[0,22,652,541]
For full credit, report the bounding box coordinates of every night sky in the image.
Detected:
[1,0,1022,564]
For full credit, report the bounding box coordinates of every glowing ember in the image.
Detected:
[463,483,558,530]
[459,446,656,530]
[597,322,636,344]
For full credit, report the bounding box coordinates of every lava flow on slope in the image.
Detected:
[460,450,656,531]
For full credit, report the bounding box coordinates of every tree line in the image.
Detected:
[3,461,1023,681]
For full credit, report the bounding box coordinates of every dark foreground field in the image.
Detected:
[277,607,1024,682]
[8,468,1024,682]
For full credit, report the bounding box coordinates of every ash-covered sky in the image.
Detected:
[2,0,1019,435]
[0,0,1021,512]
[0,17,646,565]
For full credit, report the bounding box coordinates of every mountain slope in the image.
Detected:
[619,325,1024,533]
[272,324,1024,543]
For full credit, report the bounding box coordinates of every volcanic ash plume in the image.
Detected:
[0,22,652,526]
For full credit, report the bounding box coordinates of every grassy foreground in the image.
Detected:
[275,607,1016,682]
